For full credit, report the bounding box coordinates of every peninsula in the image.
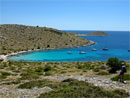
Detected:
[75,31,109,36]
[0,24,95,55]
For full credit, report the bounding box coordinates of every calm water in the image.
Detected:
[8,31,130,62]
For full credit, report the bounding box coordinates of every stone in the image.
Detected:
[101,64,107,69]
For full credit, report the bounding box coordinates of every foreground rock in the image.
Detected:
[0,86,52,98]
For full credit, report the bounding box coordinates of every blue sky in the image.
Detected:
[0,0,130,31]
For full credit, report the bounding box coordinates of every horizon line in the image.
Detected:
[0,23,129,32]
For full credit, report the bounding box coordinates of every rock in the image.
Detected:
[101,64,107,69]
[33,87,39,92]
[42,86,53,92]
[20,95,28,98]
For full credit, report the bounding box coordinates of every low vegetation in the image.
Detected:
[0,61,129,97]
[37,78,128,98]
[97,71,110,75]
[111,74,130,81]
[17,78,129,98]
[18,79,52,89]
[107,57,125,73]
[0,71,11,79]
[0,24,90,54]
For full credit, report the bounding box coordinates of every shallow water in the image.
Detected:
[8,31,130,62]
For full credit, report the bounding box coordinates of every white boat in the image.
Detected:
[92,48,97,51]
[68,51,72,54]
[102,48,109,50]
[80,51,86,54]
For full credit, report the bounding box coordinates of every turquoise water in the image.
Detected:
[8,31,130,62]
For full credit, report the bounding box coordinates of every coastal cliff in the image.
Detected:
[0,24,95,55]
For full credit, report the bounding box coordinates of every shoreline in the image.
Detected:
[0,40,95,62]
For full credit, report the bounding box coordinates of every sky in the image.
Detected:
[0,0,130,31]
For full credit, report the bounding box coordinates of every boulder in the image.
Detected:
[101,64,107,69]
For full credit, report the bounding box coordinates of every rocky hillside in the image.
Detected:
[0,24,94,54]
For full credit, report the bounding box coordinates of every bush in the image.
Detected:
[77,63,94,70]
[44,72,52,76]
[0,71,11,79]
[20,72,39,80]
[18,79,51,89]
[44,65,52,72]
[97,71,110,75]
[1,72,11,76]
[107,58,122,73]
[35,67,44,75]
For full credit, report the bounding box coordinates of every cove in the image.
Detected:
[8,31,130,62]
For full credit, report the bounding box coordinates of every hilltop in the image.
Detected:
[75,31,109,36]
[0,24,95,55]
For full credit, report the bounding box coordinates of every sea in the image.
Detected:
[8,30,130,62]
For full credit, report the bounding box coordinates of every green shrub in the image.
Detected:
[77,63,94,70]
[18,79,52,89]
[97,71,110,75]
[4,79,21,85]
[107,58,122,73]
[35,67,44,75]
[20,72,39,80]
[93,68,99,72]
[0,71,11,79]
[44,72,52,76]
[44,65,52,72]
[1,71,11,76]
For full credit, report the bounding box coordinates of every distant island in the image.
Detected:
[0,24,95,55]
[75,31,109,36]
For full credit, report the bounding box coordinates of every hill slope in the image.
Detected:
[0,24,94,54]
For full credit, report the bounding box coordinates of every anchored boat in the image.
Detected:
[92,48,97,51]
[68,51,72,54]
[102,48,109,50]
[80,51,86,54]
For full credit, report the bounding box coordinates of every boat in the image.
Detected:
[102,48,109,50]
[68,51,72,54]
[92,48,97,51]
[80,51,86,54]
[128,50,130,52]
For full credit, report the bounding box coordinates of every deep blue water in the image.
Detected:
[8,30,130,62]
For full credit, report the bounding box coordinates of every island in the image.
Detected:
[75,31,109,36]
